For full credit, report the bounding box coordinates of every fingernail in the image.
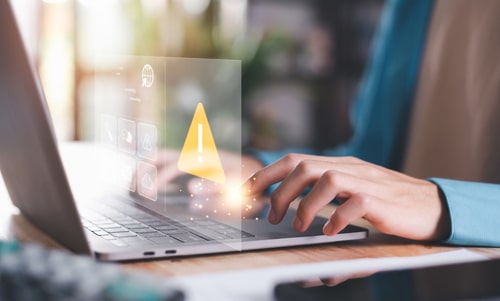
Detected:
[293,216,303,231]
[268,210,277,224]
[323,221,334,235]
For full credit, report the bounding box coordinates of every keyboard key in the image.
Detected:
[160,229,189,235]
[132,228,157,234]
[105,227,129,233]
[120,237,155,246]
[152,225,179,231]
[118,220,142,226]
[170,233,207,243]
[99,223,121,229]
[84,224,100,232]
[100,235,116,240]
[92,230,109,236]
[140,232,166,238]
[148,237,181,245]
[191,230,227,241]
[123,223,149,230]
[112,232,137,238]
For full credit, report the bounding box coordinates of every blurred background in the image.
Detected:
[11,0,383,152]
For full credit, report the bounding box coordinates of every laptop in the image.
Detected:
[0,1,367,261]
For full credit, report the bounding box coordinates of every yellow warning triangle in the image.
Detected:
[177,102,225,184]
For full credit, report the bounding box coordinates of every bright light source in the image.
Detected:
[224,185,245,206]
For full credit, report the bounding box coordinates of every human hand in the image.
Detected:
[244,154,451,241]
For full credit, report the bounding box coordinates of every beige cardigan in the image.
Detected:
[403,0,500,183]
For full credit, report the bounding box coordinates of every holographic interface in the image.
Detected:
[94,55,246,247]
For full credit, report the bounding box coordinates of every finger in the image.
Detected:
[269,160,331,224]
[245,153,313,195]
[294,171,363,232]
[248,158,386,198]
[244,154,364,195]
[322,193,375,235]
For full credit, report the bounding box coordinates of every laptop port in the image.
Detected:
[143,251,155,256]
[165,250,176,254]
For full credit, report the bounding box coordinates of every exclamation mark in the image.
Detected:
[197,123,203,162]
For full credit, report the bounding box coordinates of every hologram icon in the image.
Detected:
[118,118,136,155]
[143,135,152,151]
[141,64,154,88]
[137,122,157,161]
[137,161,157,201]
[178,102,225,184]
[141,173,154,191]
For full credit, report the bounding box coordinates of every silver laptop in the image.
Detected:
[0,1,367,261]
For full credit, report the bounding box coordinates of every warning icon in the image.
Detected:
[177,102,225,184]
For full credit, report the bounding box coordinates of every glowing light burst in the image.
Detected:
[186,179,259,220]
[223,185,246,207]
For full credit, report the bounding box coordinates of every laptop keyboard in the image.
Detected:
[80,203,254,247]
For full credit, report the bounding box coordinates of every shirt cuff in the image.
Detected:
[429,178,500,247]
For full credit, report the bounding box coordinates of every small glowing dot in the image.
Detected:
[227,212,231,216]
[190,217,194,221]
[213,210,217,213]
[201,179,205,182]
[179,189,183,192]
[252,177,257,181]
[205,197,209,201]
[248,205,252,209]
[255,217,259,221]
[205,215,209,218]
[190,194,194,198]
[198,204,203,209]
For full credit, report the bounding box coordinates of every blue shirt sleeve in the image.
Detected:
[250,0,435,170]
[430,178,500,247]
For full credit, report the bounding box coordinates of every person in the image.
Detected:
[157,0,500,246]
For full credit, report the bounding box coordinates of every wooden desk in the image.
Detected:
[2,197,500,278]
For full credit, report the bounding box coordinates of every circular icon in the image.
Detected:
[141,64,154,88]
